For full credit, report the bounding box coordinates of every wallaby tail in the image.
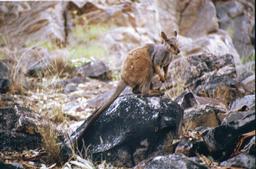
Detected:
[95,80,126,116]
[69,80,126,144]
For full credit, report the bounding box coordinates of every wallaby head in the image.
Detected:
[160,31,180,55]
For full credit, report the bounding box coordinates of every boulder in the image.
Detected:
[134,153,208,169]
[220,153,255,169]
[75,59,112,80]
[203,108,255,160]
[72,95,183,167]
[202,125,239,161]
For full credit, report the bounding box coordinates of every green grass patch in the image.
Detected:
[72,24,110,44]
[24,23,110,67]
[0,50,6,60]
[67,44,107,67]
[25,40,59,51]
[241,53,255,64]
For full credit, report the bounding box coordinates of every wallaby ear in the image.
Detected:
[174,31,177,37]
[161,32,168,41]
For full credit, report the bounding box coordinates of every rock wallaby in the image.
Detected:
[72,31,180,142]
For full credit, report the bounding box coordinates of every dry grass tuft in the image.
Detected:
[0,47,28,94]
[49,106,66,123]
[45,54,74,77]
[38,124,62,163]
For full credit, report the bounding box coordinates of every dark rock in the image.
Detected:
[74,95,183,167]
[0,61,10,93]
[0,61,9,78]
[175,138,209,157]
[202,125,239,160]
[220,153,255,169]
[0,161,23,169]
[76,59,112,80]
[241,136,256,156]
[203,107,256,161]
[0,79,10,93]
[134,154,208,169]
[0,106,42,151]
[0,131,41,151]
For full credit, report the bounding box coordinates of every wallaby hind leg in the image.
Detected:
[141,82,163,96]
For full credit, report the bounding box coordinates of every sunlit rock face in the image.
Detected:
[214,0,255,58]
[75,94,183,167]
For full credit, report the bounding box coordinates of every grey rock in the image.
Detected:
[178,0,218,38]
[63,83,77,94]
[135,154,208,169]
[215,0,255,58]
[220,153,255,169]
[76,59,112,80]
[222,109,255,134]
[230,95,255,111]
